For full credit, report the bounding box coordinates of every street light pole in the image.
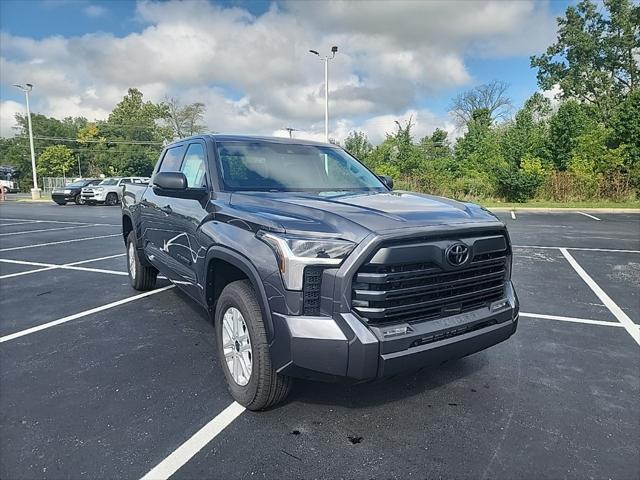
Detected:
[13,83,40,199]
[309,46,338,142]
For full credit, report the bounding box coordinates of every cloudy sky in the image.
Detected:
[0,0,567,143]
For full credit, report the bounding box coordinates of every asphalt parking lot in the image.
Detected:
[1,201,638,480]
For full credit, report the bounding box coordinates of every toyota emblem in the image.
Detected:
[446,243,469,266]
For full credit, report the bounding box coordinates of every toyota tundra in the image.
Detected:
[122,135,519,410]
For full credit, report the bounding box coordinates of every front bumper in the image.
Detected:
[52,193,77,202]
[273,281,518,381]
[81,193,106,202]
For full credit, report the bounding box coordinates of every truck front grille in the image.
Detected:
[303,267,322,315]
[352,238,508,325]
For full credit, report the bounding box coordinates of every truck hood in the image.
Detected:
[229,191,501,241]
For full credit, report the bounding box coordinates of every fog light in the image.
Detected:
[491,299,509,311]
[382,326,409,338]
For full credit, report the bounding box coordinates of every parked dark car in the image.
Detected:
[122,135,519,410]
[52,178,102,205]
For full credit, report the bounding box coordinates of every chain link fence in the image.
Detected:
[42,177,76,192]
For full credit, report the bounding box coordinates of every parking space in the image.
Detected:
[1,202,638,479]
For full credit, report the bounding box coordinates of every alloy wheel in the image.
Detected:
[222,307,253,386]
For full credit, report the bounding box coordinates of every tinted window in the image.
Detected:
[100,178,119,185]
[181,143,207,188]
[159,146,186,173]
[216,141,385,192]
[121,178,132,184]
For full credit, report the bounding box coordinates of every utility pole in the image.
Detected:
[284,127,298,138]
[77,154,82,177]
[13,83,40,199]
[309,46,338,142]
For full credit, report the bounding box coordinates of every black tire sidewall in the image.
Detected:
[215,282,265,407]
[106,193,118,206]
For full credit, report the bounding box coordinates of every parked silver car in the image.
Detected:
[81,177,149,206]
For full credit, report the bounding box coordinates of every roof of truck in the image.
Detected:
[169,134,335,148]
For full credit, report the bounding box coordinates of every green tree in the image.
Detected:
[500,93,550,169]
[531,0,639,120]
[547,100,595,170]
[609,89,640,179]
[343,131,373,161]
[36,145,75,177]
[419,128,452,161]
[455,108,492,163]
[101,88,169,175]
[162,97,207,139]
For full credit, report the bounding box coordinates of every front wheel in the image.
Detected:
[55,201,66,206]
[105,193,118,206]
[215,280,292,411]
[75,195,85,205]
[126,231,158,290]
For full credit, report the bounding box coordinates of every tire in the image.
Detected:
[75,195,85,205]
[126,231,157,290]
[55,201,66,206]
[86,201,96,206]
[105,192,118,206]
[215,280,292,411]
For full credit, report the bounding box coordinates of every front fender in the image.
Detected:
[204,246,276,342]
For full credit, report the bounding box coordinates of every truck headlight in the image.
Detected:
[95,187,104,192]
[258,232,355,290]
[64,189,72,194]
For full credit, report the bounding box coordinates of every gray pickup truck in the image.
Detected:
[122,134,518,410]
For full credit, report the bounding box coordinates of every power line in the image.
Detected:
[16,135,164,145]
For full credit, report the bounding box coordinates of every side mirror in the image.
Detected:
[153,172,207,199]
[378,175,394,190]
[154,172,187,190]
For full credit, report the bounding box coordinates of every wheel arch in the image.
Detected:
[205,246,275,341]
[122,213,134,246]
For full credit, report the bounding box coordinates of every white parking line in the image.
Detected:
[140,401,246,480]
[520,312,625,328]
[0,217,118,226]
[560,248,640,346]
[0,258,127,278]
[0,285,174,343]
[0,234,120,252]
[577,211,601,221]
[0,221,41,226]
[510,210,516,220]
[513,245,640,253]
[0,224,106,237]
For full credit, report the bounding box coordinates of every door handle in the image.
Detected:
[160,205,172,214]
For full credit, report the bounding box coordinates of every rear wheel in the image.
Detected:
[215,280,292,410]
[105,192,118,206]
[126,231,157,290]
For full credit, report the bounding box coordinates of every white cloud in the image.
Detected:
[0,0,557,141]
[0,100,23,137]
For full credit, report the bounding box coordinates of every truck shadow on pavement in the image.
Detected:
[288,355,488,409]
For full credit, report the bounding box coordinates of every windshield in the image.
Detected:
[99,178,119,186]
[216,141,386,192]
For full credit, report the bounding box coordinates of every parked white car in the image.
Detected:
[81,177,149,206]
